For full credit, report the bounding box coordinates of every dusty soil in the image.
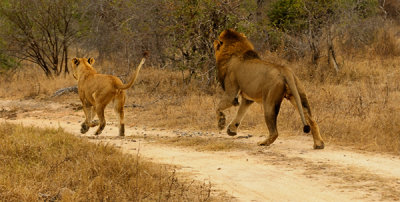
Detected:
[1,98,400,201]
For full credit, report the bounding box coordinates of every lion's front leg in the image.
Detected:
[216,98,233,130]
[227,98,253,136]
[216,76,239,130]
[216,93,239,130]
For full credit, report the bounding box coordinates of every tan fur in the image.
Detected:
[214,29,324,149]
[71,57,146,136]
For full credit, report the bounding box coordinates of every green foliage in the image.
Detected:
[0,38,18,72]
[0,53,18,72]
[267,0,379,33]
[334,0,379,20]
[0,0,386,80]
[267,0,307,33]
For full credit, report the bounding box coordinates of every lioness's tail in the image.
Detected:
[284,71,311,133]
[116,52,148,90]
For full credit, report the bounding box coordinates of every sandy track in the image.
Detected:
[1,100,400,201]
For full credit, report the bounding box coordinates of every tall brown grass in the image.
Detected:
[0,63,75,99]
[0,33,399,154]
[0,123,223,201]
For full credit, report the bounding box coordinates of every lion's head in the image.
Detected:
[214,29,260,90]
[71,57,96,80]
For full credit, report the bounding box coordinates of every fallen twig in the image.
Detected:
[52,86,78,97]
[125,95,165,108]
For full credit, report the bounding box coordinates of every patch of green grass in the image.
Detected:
[0,123,222,201]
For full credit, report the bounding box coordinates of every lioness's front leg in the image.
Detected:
[227,98,253,136]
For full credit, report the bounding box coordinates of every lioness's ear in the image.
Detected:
[88,58,95,65]
[72,58,80,65]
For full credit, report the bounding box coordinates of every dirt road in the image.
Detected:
[1,99,400,201]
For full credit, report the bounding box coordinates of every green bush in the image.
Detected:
[267,0,307,33]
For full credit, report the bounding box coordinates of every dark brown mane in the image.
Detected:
[214,29,257,90]
[242,50,260,60]
[219,29,246,42]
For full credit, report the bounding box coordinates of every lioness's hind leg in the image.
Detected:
[227,98,253,136]
[114,92,126,137]
[81,103,92,134]
[94,104,106,136]
[88,107,98,127]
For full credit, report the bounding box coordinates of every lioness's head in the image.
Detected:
[213,29,258,89]
[71,57,96,80]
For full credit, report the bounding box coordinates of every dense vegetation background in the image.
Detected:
[0,0,398,81]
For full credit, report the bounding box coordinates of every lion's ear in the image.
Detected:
[72,58,80,65]
[88,58,95,65]
[214,40,223,51]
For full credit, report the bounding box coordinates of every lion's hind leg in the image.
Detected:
[288,93,324,149]
[259,83,284,146]
[113,91,126,137]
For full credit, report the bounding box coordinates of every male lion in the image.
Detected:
[213,29,324,149]
[71,54,147,136]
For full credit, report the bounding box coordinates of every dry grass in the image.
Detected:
[156,136,252,152]
[0,63,75,99]
[1,42,400,154]
[124,57,400,154]
[0,123,224,201]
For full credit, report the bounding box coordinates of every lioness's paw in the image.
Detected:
[94,131,102,136]
[80,124,89,134]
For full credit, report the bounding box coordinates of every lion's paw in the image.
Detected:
[313,142,325,149]
[227,128,237,136]
[258,140,271,146]
[218,117,226,130]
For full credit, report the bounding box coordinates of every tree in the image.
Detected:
[0,0,83,77]
[165,0,257,85]
[266,0,379,65]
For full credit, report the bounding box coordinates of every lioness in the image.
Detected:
[214,29,324,149]
[71,55,147,136]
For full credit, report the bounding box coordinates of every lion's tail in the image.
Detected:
[116,52,148,90]
[284,71,311,133]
